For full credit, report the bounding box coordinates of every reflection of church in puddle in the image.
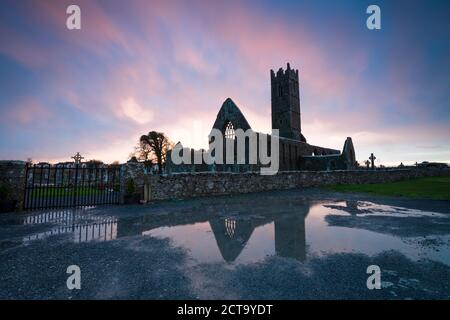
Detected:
[21,203,310,262]
[210,214,306,262]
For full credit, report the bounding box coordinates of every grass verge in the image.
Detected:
[326,176,450,200]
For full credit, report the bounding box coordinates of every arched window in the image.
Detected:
[224,121,235,139]
[224,218,236,238]
[329,160,337,171]
[278,84,283,97]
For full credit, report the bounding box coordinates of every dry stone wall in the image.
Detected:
[145,168,450,201]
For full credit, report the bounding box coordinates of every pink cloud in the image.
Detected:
[0,22,50,69]
[1,0,447,165]
[1,99,52,125]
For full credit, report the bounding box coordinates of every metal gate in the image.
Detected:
[24,163,121,210]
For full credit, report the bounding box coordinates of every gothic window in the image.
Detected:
[329,160,337,171]
[224,218,236,238]
[278,84,283,97]
[225,121,235,139]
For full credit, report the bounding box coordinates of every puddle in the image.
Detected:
[145,201,450,266]
[0,208,118,244]
[2,196,450,267]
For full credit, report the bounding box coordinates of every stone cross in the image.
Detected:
[71,152,84,164]
[364,160,370,169]
[369,153,376,169]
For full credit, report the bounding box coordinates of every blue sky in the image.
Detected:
[0,0,449,165]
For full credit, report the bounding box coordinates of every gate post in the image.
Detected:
[73,163,79,206]
[119,164,125,204]
[143,182,151,202]
[0,161,27,212]
[119,160,146,204]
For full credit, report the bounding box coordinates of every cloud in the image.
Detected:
[120,97,154,125]
[1,99,52,125]
[0,0,448,164]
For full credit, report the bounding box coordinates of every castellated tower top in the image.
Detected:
[270,62,299,81]
[270,63,306,142]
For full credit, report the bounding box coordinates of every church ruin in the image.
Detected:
[166,63,356,173]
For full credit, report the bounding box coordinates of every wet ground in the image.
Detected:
[1,188,449,299]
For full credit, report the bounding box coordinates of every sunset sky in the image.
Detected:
[0,0,449,165]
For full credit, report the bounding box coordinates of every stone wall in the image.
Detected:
[2,158,448,211]
[0,161,26,211]
[145,168,450,201]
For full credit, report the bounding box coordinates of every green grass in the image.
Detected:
[30,186,119,197]
[326,176,450,200]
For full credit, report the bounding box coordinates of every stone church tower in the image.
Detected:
[167,63,356,174]
[270,63,306,142]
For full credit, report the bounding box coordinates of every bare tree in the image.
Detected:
[138,131,172,173]
[86,159,104,165]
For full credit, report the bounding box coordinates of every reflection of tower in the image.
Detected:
[274,215,306,262]
[346,200,359,215]
[209,218,255,262]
